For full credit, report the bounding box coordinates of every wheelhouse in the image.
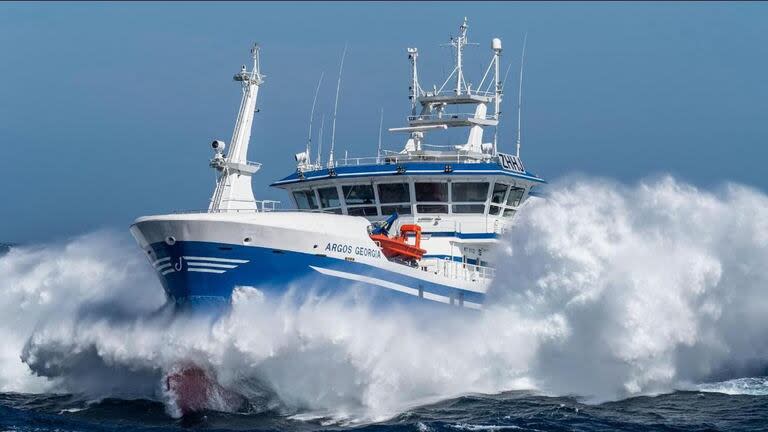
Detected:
[272,162,543,221]
[270,19,547,271]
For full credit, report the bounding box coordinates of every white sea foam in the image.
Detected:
[1,176,767,421]
[697,377,768,396]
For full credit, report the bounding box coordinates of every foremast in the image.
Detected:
[209,44,265,212]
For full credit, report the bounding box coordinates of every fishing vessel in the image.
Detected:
[130,20,545,311]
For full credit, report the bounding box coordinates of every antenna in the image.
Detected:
[316,114,325,165]
[407,48,421,116]
[329,43,348,168]
[516,33,527,158]
[307,72,324,164]
[493,61,514,151]
[455,17,468,94]
[377,108,384,163]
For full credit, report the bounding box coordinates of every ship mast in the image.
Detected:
[209,44,265,212]
[393,19,501,157]
[453,17,469,95]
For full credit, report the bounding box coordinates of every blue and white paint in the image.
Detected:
[131,21,545,313]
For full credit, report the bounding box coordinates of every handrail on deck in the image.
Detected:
[421,257,495,282]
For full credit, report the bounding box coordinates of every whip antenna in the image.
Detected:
[307,72,324,164]
[377,108,384,162]
[316,114,325,165]
[329,43,348,167]
[515,33,527,158]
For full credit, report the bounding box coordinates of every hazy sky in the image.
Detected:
[1,2,767,243]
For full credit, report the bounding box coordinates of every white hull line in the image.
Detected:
[309,265,482,310]
[153,257,171,266]
[161,268,176,276]
[183,256,249,264]
[188,268,227,274]
[187,262,238,269]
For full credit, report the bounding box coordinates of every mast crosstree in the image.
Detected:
[391,19,505,157]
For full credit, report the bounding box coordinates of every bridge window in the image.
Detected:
[491,183,509,204]
[378,183,410,203]
[342,184,375,206]
[348,206,378,216]
[318,186,340,208]
[415,182,448,202]
[503,208,516,218]
[381,204,412,215]
[453,204,485,214]
[506,186,525,207]
[417,204,448,214]
[293,190,318,210]
[452,182,489,202]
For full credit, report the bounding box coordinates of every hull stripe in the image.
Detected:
[188,268,227,274]
[309,265,483,310]
[187,262,238,269]
[183,256,249,264]
[152,257,171,266]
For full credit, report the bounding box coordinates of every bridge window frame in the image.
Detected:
[292,189,318,210]
[450,181,490,214]
[340,183,380,216]
[317,185,342,211]
[376,182,412,215]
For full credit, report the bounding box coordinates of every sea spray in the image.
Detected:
[0,231,163,394]
[491,175,768,399]
[2,176,768,421]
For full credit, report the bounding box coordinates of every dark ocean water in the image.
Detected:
[1,390,766,432]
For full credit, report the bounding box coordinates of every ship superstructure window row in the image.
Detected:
[378,183,412,215]
[290,179,527,218]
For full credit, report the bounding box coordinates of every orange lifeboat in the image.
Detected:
[370,224,427,261]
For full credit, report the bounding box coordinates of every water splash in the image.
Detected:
[492,176,768,400]
[697,377,768,396]
[2,176,767,422]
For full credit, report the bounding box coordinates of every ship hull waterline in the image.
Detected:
[130,212,489,312]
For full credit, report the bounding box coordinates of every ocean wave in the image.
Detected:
[1,176,767,421]
[697,377,768,396]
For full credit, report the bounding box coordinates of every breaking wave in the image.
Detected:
[1,176,767,422]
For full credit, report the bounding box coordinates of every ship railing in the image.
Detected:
[321,152,492,169]
[173,200,281,214]
[421,257,496,282]
[407,113,496,122]
[420,89,497,98]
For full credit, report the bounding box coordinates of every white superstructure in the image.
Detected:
[130,20,545,311]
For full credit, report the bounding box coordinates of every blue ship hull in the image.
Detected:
[145,240,487,312]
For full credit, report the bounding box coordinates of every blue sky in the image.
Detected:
[1,2,767,243]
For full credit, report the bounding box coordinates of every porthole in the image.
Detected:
[243,237,252,244]
[165,236,176,245]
